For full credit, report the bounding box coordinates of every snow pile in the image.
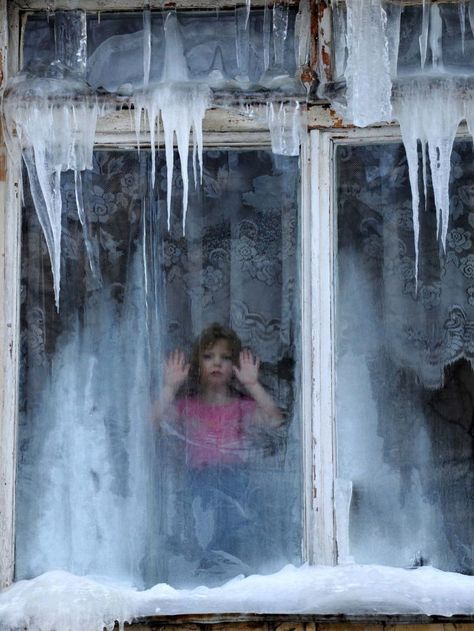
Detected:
[1,564,474,631]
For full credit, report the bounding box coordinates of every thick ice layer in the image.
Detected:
[3,62,100,308]
[344,0,392,126]
[0,564,473,631]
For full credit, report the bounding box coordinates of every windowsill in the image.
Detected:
[131,612,474,626]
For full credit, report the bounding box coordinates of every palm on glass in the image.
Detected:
[164,350,190,392]
[233,349,260,387]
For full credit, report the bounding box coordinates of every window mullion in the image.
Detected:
[309,129,337,565]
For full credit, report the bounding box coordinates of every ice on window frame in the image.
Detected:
[327,0,474,276]
[4,5,309,305]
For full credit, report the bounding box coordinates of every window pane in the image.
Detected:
[23,10,300,94]
[335,140,474,573]
[16,149,302,587]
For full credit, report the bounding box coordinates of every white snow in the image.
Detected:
[0,564,473,631]
[4,7,308,303]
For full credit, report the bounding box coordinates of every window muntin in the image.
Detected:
[16,148,302,587]
[335,138,474,573]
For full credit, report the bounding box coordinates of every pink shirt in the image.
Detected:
[175,397,256,468]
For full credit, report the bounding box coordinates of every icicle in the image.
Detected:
[396,109,422,281]
[235,5,250,81]
[386,2,401,78]
[245,0,251,30]
[266,101,302,156]
[162,11,188,82]
[75,170,102,284]
[469,0,474,37]
[429,4,443,71]
[294,0,310,69]
[460,1,466,55]
[273,2,290,69]
[143,2,152,87]
[344,0,392,126]
[133,12,209,232]
[419,0,430,71]
[263,0,271,72]
[394,79,464,276]
[3,63,100,308]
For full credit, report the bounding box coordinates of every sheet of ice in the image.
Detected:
[1,564,473,631]
[344,0,392,126]
[263,0,271,71]
[235,6,251,81]
[54,10,87,76]
[273,3,290,69]
[3,63,100,308]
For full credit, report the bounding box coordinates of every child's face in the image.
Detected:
[199,338,234,388]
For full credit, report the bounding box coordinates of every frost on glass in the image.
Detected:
[16,148,302,588]
[9,9,306,306]
[335,141,474,573]
[23,9,301,94]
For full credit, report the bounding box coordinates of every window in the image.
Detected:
[2,1,308,591]
[16,147,303,587]
[1,0,473,616]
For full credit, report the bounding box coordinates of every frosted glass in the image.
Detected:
[16,149,302,588]
[335,141,474,574]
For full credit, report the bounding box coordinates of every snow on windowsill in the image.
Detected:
[0,564,473,631]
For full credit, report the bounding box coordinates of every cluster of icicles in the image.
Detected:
[2,6,309,308]
[333,0,474,276]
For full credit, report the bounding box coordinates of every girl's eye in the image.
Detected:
[202,353,212,360]
[223,355,232,361]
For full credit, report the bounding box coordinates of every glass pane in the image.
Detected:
[16,148,302,588]
[22,10,300,94]
[335,140,474,573]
